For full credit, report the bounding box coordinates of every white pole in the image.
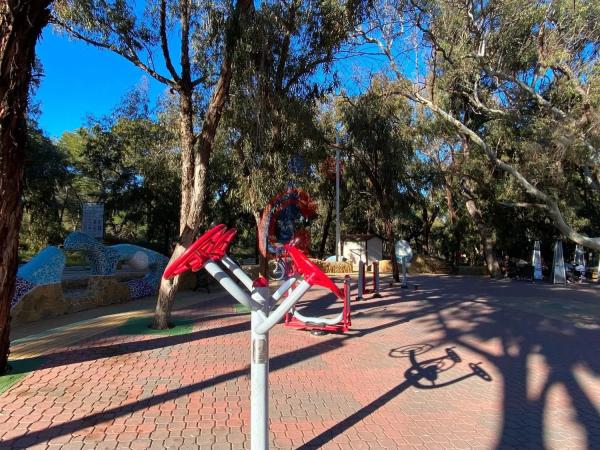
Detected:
[401,256,408,288]
[251,308,268,449]
[335,148,340,262]
[251,283,270,450]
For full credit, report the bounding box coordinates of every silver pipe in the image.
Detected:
[255,280,311,335]
[221,255,255,291]
[204,261,262,310]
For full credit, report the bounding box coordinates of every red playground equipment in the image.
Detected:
[162,223,352,449]
[283,244,352,333]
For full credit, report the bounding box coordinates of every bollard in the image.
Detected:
[356,260,365,300]
[344,275,352,327]
[372,260,381,298]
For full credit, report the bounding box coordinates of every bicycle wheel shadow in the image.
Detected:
[298,344,491,449]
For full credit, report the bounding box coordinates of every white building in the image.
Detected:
[341,234,384,270]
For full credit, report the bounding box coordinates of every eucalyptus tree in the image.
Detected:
[53,0,253,327]
[333,80,417,281]
[222,0,364,275]
[0,0,53,374]
[357,0,600,252]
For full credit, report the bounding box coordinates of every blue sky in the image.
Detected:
[34,27,167,138]
[34,24,407,139]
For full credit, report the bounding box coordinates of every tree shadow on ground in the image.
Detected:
[8,313,249,375]
[421,291,600,449]
[0,294,454,448]
[298,346,492,449]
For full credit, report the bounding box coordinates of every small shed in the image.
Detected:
[341,234,384,270]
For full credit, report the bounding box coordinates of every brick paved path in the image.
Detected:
[1,275,599,449]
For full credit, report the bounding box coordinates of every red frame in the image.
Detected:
[283,245,351,333]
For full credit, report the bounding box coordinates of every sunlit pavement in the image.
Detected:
[1,275,599,449]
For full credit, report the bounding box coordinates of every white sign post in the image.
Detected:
[395,240,413,288]
[532,241,542,281]
[574,244,586,282]
[552,240,566,284]
[81,203,104,238]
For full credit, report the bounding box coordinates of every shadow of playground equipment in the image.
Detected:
[298,346,491,449]
[6,279,594,449]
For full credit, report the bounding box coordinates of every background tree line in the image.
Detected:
[1,0,598,371]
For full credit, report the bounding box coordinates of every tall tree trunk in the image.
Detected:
[153,0,252,329]
[318,198,333,259]
[461,182,500,277]
[255,210,269,278]
[153,90,195,329]
[0,0,51,374]
[443,175,461,268]
[383,217,400,282]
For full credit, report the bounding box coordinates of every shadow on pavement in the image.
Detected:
[298,346,491,449]
[1,293,452,448]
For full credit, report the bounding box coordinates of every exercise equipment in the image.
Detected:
[552,240,566,284]
[395,240,413,288]
[163,225,347,450]
[284,245,352,333]
[532,241,542,280]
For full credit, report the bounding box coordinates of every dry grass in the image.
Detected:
[378,256,450,274]
[309,259,353,274]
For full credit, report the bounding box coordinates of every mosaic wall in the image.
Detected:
[64,232,120,275]
[64,234,168,300]
[110,244,168,299]
[11,246,65,306]
[12,234,169,309]
[11,278,35,308]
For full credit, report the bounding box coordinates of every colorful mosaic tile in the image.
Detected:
[64,233,168,299]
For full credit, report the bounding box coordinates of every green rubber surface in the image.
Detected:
[118,317,196,336]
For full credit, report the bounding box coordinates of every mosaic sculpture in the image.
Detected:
[11,246,65,307]
[64,232,168,299]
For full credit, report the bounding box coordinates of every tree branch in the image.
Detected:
[498,201,548,209]
[400,88,600,249]
[53,18,176,88]
[482,65,568,120]
[179,0,191,86]
[160,0,180,82]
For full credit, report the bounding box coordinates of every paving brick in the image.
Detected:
[1,277,599,449]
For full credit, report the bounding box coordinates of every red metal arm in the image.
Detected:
[284,244,344,299]
[163,224,227,279]
[210,228,237,260]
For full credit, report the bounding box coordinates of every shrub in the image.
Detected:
[309,259,353,274]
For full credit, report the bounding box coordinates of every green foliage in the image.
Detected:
[22,0,600,272]
[21,124,71,253]
[20,89,181,256]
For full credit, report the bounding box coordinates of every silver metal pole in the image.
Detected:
[401,256,408,288]
[204,261,262,310]
[251,285,269,450]
[335,148,341,262]
[356,260,364,301]
[373,260,381,298]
